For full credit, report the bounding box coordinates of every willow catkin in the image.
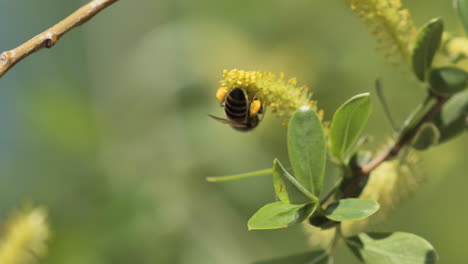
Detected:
[345,0,417,65]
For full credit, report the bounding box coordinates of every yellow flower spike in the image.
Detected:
[288,78,297,85]
[217,69,321,125]
[342,151,422,236]
[441,33,468,69]
[318,109,325,119]
[345,0,417,66]
[0,206,50,264]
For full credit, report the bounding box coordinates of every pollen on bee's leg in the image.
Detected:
[250,100,262,115]
[216,87,229,103]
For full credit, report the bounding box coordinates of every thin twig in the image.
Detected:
[343,94,449,198]
[0,0,120,78]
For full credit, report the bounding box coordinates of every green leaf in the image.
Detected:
[288,106,326,196]
[411,123,440,150]
[411,17,444,81]
[254,250,330,264]
[455,0,468,35]
[248,201,316,230]
[272,159,317,204]
[433,89,468,143]
[329,93,372,162]
[399,97,437,137]
[325,199,379,221]
[346,232,438,264]
[206,168,272,182]
[429,67,468,96]
[308,214,339,230]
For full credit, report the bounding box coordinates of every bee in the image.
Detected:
[209,87,264,132]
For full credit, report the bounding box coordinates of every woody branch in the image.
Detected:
[0,0,120,78]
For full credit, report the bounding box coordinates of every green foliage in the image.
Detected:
[288,106,326,196]
[272,159,317,204]
[346,232,438,264]
[429,67,468,96]
[399,97,437,137]
[329,93,372,163]
[248,107,328,231]
[411,18,444,81]
[325,199,379,222]
[433,89,468,142]
[247,201,316,230]
[411,123,440,150]
[254,250,330,264]
[455,0,468,34]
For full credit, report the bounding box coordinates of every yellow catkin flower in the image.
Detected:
[444,36,468,57]
[345,0,417,65]
[342,152,422,236]
[303,223,336,250]
[441,33,468,69]
[0,206,50,264]
[218,69,320,122]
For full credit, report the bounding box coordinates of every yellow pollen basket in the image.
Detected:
[216,87,229,103]
[250,100,262,115]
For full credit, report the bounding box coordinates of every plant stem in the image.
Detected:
[0,0,120,78]
[206,168,273,182]
[343,93,449,198]
[329,226,341,254]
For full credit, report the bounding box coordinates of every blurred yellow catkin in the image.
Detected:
[442,33,468,70]
[345,0,417,65]
[218,69,322,123]
[304,152,422,247]
[342,152,422,236]
[0,206,50,264]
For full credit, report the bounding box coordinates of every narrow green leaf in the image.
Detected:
[206,168,272,182]
[375,79,397,131]
[248,201,316,230]
[325,199,379,221]
[254,250,330,264]
[346,232,438,264]
[455,0,468,35]
[272,159,317,204]
[411,17,444,81]
[433,89,468,143]
[399,97,437,137]
[329,93,372,162]
[411,123,440,150]
[429,67,468,96]
[288,106,326,196]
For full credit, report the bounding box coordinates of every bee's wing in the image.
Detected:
[208,114,231,124]
[208,115,247,129]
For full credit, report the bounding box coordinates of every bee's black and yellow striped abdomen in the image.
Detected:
[224,88,248,122]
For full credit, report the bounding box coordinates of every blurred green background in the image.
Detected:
[0,0,466,263]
